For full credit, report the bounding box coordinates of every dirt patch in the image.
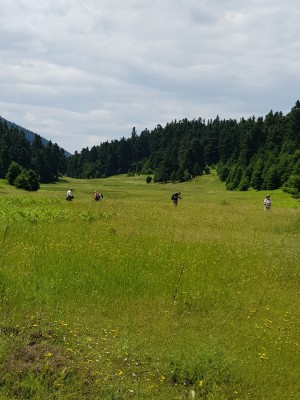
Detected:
[1,342,72,376]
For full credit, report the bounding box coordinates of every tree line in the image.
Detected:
[2,101,300,197]
[0,119,67,190]
[67,101,300,197]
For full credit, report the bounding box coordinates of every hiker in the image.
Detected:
[94,191,100,201]
[263,194,271,211]
[66,188,74,201]
[94,191,103,201]
[171,192,181,206]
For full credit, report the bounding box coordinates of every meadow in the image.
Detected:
[0,172,300,399]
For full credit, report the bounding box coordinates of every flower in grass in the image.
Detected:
[258,352,268,360]
[198,380,204,387]
[45,352,53,357]
[159,375,166,382]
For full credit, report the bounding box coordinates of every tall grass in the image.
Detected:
[0,174,299,399]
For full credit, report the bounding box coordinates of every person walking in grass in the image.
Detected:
[66,188,74,201]
[171,192,181,207]
[94,191,100,201]
[94,191,103,201]
[263,194,272,211]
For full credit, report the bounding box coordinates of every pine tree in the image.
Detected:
[27,169,40,191]
[250,159,264,190]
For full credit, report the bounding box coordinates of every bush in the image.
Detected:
[14,169,40,191]
[204,164,211,175]
[283,174,300,191]
[14,171,31,190]
[6,161,23,185]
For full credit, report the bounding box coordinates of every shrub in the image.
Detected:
[6,161,23,185]
[27,169,40,191]
[14,171,31,190]
[283,175,300,198]
[14,169,40,191]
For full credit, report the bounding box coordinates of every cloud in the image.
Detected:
[1,0,300,153]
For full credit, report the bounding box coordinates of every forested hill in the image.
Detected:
[0,116,72,158]
[67,101,300,197]
[0,118,67,184]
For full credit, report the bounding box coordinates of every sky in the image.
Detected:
[1,0,300,154]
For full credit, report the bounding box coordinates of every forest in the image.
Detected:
[0,119,67,189]
[1,101,300,196]
[67,101,300,197]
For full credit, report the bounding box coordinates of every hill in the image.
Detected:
[0,117,68,183]
[0,116,72,157]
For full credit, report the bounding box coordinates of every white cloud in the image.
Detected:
[1,0,300,153]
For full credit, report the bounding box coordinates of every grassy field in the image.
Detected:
[0,172,300,399]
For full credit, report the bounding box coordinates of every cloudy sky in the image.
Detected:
[1,0,300,154]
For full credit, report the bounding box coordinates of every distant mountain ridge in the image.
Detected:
[0,116,72,157]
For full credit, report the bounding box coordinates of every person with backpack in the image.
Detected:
[94,191,103,201]
[171,192,181,206]
[263,194,272,211]
[66,188,74,201]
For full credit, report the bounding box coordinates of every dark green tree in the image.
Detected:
[250,158,264,190]
[27,169,40,191]
[181,138,205,176]
[283,175,300,198]
[238,170,251,191]
[6,161,23,185]
[263,165,280,190]
[154,161,169,183]
[14,170,31,190]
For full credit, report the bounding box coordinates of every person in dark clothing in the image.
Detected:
[171,192,181,206]
[94,191,100,201]
[94,191,103,201]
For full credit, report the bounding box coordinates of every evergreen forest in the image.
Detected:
[0,119,67,188]
[67,101,300,197]
[2,101,300,197]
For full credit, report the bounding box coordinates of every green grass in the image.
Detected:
[0,173,300,399]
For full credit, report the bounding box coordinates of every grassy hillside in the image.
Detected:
[0,173,299,399]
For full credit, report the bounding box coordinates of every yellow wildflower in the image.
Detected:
[258,352,268,360]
